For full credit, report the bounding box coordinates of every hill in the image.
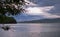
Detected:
[19,18,60,23]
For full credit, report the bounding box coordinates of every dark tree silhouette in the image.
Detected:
[0,0,26,23]
[0,0,26,15]
[0,0,28,30]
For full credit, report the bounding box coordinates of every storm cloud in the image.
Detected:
[27,0,60,15]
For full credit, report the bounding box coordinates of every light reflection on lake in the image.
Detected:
[0,23,60,37]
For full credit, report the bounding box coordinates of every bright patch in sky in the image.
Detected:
[26,7,44,15]
[25,6,54,15]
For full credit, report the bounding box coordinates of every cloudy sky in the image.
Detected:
[14,0,60,22]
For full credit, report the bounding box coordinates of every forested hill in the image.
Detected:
[19,18,60,23]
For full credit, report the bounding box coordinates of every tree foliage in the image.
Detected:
[0,0,27,23]
[0,0,26,16]
[0,15,17,24]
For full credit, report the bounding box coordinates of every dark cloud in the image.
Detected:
[28,0,60,15]
[28,0,60,6]
[48,4,60,15]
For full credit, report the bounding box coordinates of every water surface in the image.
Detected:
[0,23,60,37]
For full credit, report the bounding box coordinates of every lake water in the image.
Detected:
[0,23,60,37]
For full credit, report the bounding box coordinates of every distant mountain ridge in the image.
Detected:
[19,18,60,23]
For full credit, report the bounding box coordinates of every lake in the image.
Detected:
[0,23,60,37]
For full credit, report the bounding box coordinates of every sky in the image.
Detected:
[14,0,60,22]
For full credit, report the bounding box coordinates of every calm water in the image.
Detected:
[0,23,60,37]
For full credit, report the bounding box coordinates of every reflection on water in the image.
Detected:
[0,23,60,37]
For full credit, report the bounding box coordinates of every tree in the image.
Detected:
[0,0,26,23]
[0,0,28,30]
[0,15,17,24]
